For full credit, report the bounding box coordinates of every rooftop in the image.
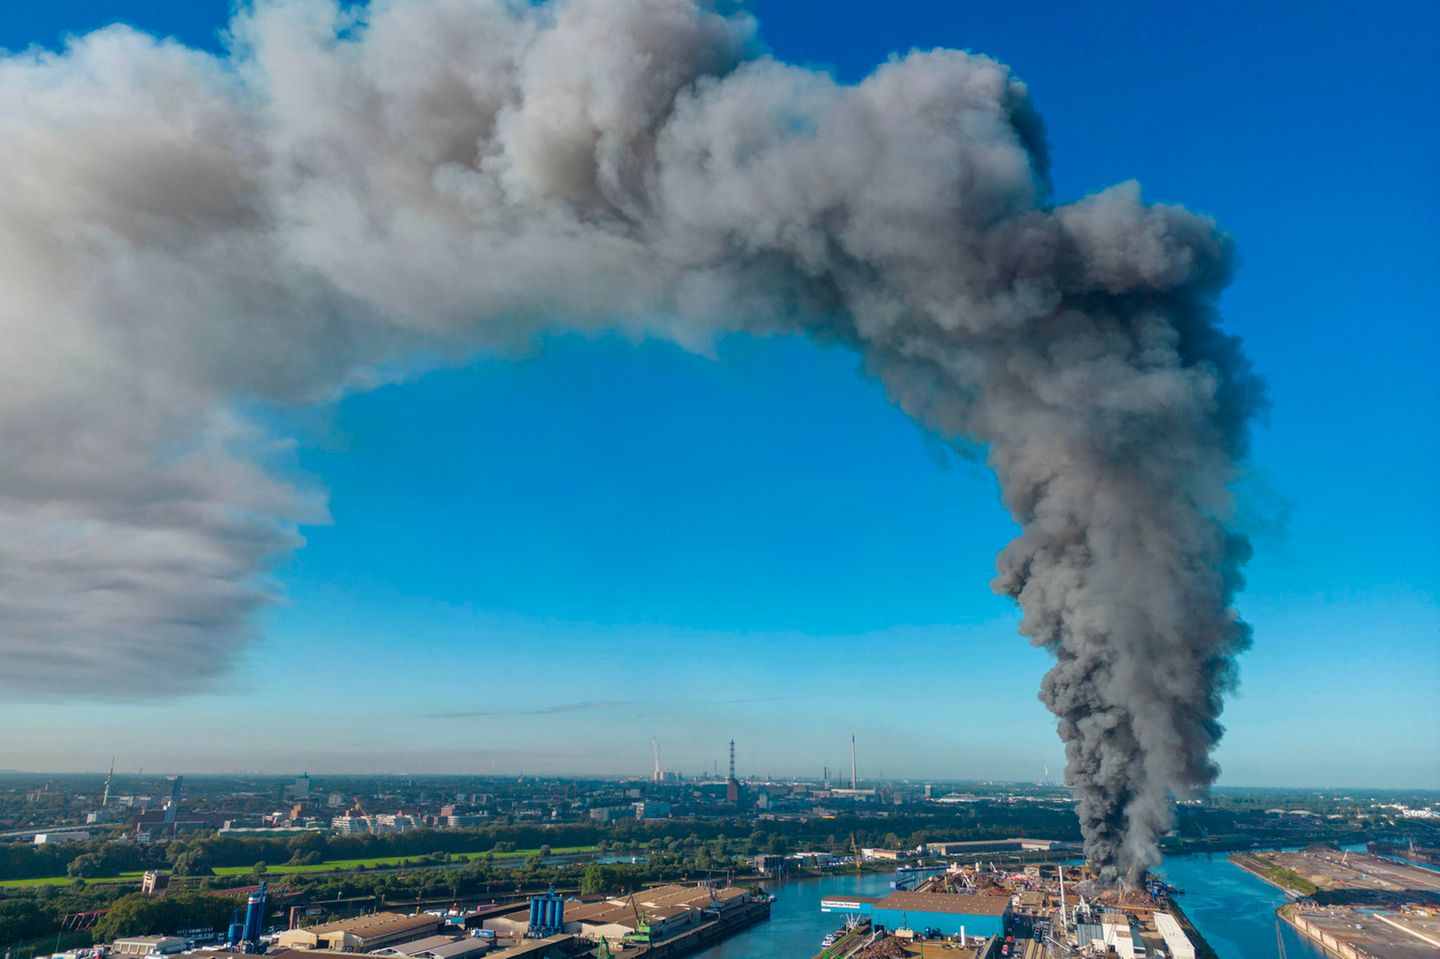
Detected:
[418,940,491,959]
[874,892,1011,917]
[306,913,442,938]
[379,935,459,955]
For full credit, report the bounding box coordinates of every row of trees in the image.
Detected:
[4,801,1088,882]
[90,893,239,943]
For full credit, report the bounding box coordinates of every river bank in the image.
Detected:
[1228,851,1318,897]
[1158,853,1326,959]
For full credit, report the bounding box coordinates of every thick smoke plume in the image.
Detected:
[0,0,1261,880]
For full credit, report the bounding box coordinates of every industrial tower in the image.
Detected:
[725,739,739,803]
[850,734,857,789]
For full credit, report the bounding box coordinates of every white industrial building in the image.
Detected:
[1153,913,1196,959]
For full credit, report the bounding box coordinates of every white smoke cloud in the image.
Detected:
[0,0,1261,880]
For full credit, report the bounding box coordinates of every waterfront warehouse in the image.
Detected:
[821,891,1011,938]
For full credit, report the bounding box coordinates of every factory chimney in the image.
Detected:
[850,735,857,790]
[725,740,739,803]
[1059,865,1068,931]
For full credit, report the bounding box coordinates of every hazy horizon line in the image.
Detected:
[2,768,1435,793]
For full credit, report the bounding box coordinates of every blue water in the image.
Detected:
[1152,854,1322,959]
[686,855,1328,959]
[689,869,901,959]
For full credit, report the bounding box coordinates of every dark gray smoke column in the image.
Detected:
[0,0,1261,879]
[844,184,1262,886]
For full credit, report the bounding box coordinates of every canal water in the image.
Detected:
[687,855,1327,959]
[1157,854,1323,959]
[687,868,903,959]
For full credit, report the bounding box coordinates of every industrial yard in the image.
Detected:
[1232,847,1440,959]
[1232,847,1440,898]
[809,861,1202,959]
[1280,903,1440,959]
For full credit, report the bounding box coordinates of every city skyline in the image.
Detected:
[0,0,1435,795]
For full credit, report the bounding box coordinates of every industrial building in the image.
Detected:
[374,937,488,959]
[373,936,459,957]
[923,838,1072,856]
[820,891,1011,938]
[275,913,444,952]
[1076,911,1144,959]
[493,884,754,948]
[411,940,490,959]
[197,946,498,959]
[1152,913,1196,959]
[250,926,562,958]
[111,937,187,957]
[633,800,671,819]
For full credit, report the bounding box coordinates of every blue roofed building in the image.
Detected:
[820,891,1011,939]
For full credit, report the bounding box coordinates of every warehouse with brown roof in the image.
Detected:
[275,913,444,952]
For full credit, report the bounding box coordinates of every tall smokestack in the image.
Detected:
[850,735,858,790]
[0,0,1260,885]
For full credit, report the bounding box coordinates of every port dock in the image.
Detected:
[623,898,771,959]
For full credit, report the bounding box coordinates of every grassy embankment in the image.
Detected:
[1229,853,1320,896]
[0,846,599,889]
[0,873,145,888]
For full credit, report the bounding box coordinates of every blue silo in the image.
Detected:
[241,882,267,952]
[526,888,564,938]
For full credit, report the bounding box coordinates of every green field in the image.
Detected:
[210,845,597,876]
[0,872,145,888]
[1262,864,1320,896]
[0,847,598,888]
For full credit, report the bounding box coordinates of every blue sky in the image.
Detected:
[1,0,1436,788]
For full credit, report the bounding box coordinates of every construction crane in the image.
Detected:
[621,893,656,947]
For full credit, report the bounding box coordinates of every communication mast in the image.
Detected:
[850,734,858,789]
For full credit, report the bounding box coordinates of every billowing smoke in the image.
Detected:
[0,0,1261,880]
